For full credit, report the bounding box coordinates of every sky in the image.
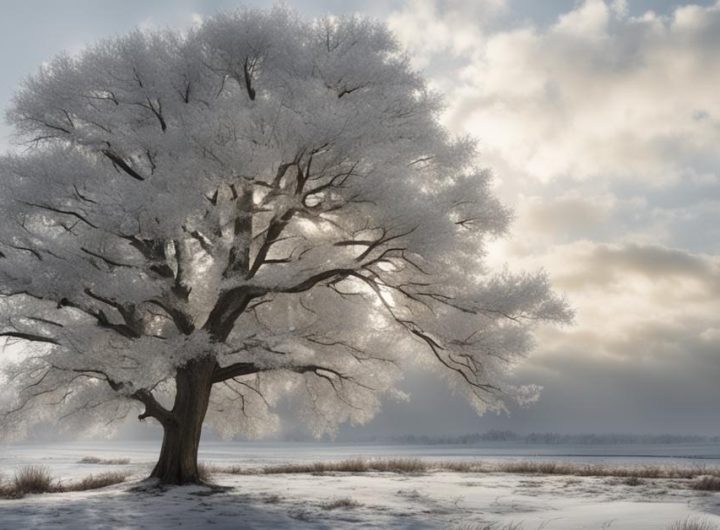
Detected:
[1,0,718,438]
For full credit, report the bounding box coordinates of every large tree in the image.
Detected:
[0,9,571,484]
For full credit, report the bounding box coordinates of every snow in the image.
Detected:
[1,469,718,529]
[1,442,719,529]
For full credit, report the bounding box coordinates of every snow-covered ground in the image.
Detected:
[1,442,720,529]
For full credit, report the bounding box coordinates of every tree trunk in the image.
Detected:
[150,357,215,484]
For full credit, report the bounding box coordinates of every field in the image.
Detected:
[1,441,720,529]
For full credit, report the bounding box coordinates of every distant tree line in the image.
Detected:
[329,430,720,445]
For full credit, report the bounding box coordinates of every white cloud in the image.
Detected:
[395,0,720,186]
[554,0,611,39]
[387,0,506,66]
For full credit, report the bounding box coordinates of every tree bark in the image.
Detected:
[150,357,215,484]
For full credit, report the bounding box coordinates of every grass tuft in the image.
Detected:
[0,466,130,499]
[691,475,720,491]
[262,493,283,504]
[12,466,56,495]
[667,518,720,530]
[622,476,643,486]
[321,497,361,510]
[197,462,212,483]
[78,456,131,465]
[65,472,130,492]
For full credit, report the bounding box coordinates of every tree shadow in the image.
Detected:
[0,482,441,529]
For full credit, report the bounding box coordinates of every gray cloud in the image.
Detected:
[549,243,720,292]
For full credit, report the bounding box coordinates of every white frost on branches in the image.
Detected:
[0,8,571,440]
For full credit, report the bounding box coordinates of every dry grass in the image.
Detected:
[691,475,720,491]
[11,466,56,495]
[441,461,486,473]
[622,476,644,486]
[455,523,524,530]
[64,472,130,492]
[197,462,212,483]
[207,458,720,483]
[78,456,131,465]
[490,461,720,480]
[320,497,361,510]
[0,466,130,499]
[262,493,283,504]
[211,458,429,475]
[667,518,720,530]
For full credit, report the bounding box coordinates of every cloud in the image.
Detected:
[488,239,720,434]
[515,193,616,237]
[506,326,720,433]
[546,241,720,290]
[490,236,720,427]
[510,242,720,340]
[387,0,507,66]
[396,0,720,186]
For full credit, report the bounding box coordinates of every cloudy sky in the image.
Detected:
[1,0,718,437]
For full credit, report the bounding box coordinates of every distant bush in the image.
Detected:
[388,431,720,446]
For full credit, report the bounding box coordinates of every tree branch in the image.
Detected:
[0,331,60,345]
[133,388,175,426]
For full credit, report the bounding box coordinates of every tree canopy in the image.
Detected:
[0,8,571,449]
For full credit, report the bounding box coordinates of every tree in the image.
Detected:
[0,8,571,484]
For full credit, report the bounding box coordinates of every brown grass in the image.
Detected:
[622,476,644,486]
[207,458,720,482]
[78,456,131,465]
[262,493,283,504]
[667,518,720,530]
[320,497,361,510]
[64,472,130,492]
[210,458,429,475]
[12,466,56,495]
[490,461,720,480]
[441,461,486,473]
[197,462,212,483]
[691,475,720,491]
[455,523,524,530]
[0,466,130,499]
